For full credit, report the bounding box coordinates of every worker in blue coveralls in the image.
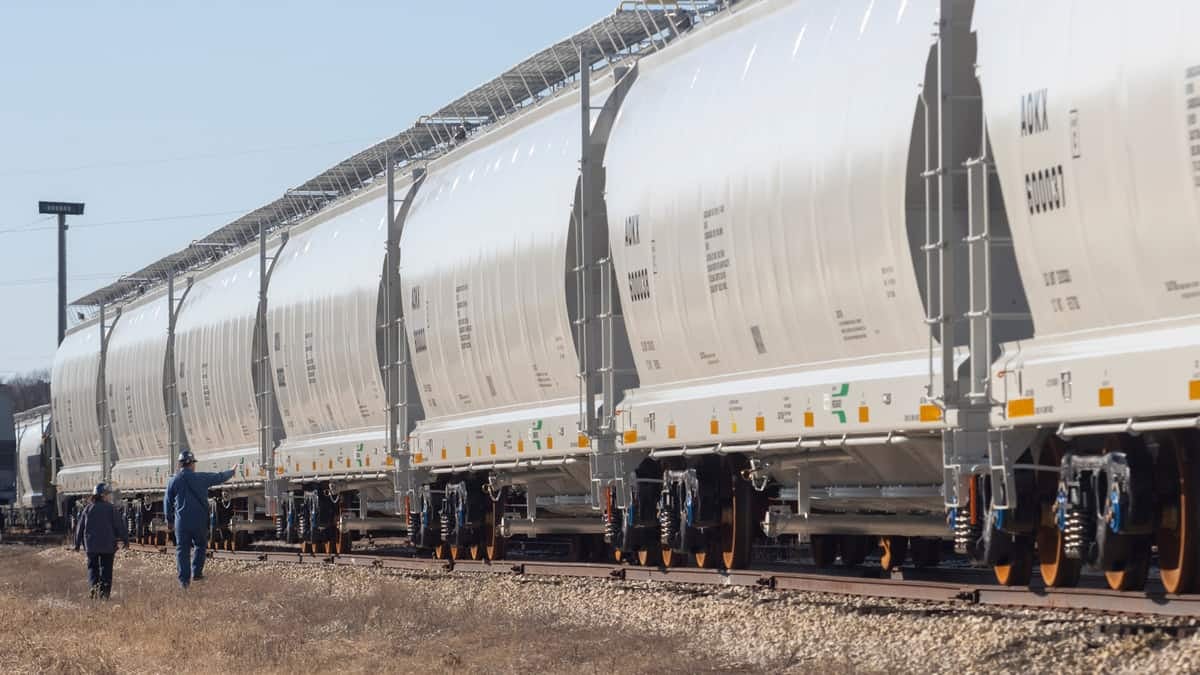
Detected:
[165,449,237,589]
[74,482,129,599]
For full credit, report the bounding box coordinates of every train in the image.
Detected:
[3,403,55,532]
[28,0,1200,594]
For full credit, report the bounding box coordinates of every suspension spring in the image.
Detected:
[296,508,309,541]
[603,507,620,544]
[658,495,678,548]
[274,514,285,541]
[1063,505,1091,560]
[952,510,977,555]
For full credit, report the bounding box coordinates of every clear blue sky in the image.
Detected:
[0,0,615,379]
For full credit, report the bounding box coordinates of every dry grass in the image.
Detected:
[0,545,718,675]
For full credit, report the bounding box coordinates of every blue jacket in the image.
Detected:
[165,468,235,532]
[74,500,128,554]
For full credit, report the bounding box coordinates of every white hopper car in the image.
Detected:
[46,0,1200,592]
[6,405,53,530]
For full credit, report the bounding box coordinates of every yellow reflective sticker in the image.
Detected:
[1007,398,1035,418]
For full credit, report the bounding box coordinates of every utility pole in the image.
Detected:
[38,201,85,344]
[39,200,83,522]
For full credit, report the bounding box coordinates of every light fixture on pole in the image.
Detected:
[38,200,85,345]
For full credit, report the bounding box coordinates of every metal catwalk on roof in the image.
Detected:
[71,1,732,313]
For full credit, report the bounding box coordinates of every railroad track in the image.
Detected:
[4,532,68,546]
[124,543,1200,618]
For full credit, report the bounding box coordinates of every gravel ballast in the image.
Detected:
[6,545,1200,673]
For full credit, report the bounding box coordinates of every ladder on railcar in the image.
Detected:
[925,1,1033,525]
[921,1,993,523]
[96,303,121,489]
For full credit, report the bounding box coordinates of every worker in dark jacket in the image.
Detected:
[165,450,237,588]
[73,483,129,599]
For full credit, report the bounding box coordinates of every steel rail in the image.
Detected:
[114,543,1200,618]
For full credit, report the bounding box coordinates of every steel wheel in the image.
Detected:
[993,535,1034,586]
[720,458,756,570]
[910,538,941,567]
[838,535,871,567]
[879,536,908,571]
[1104,536,1151,591]
[810,534,836,567]
[432,542,449,560]
[335,532,352,555]
[636,546,663,567]
[565,536,584,562]
[1157,432,1200,594]
[1098,437,1152,591]
[479,490,506,562]
[661,546,683,568]
[1036,440,1080,587]
[693,539,720,569]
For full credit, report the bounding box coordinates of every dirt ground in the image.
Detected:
[0,545,708,675]
[5,543,1200,674]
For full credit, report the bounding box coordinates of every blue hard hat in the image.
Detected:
[93,482,110,496]
[178,449,196,466]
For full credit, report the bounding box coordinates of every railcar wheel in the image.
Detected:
[1098,438,1153,591]
[838,535,872,567]
[335,532,352,555]
[693,540,720,569]
[432,542,449,560]
[1103,537,1151,591]
[1036,440,1081,588]
[474,490,506,562]
[449,544,464,561]
[720,458,756,570]
[810,535,836,567]
[992,535,1034,586]
[566,536,584,562]
[910,538,941,567]
[661,547,684,568]
[1156,432,1200,594]
[636,546,663,567]
[879,536,908,571]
